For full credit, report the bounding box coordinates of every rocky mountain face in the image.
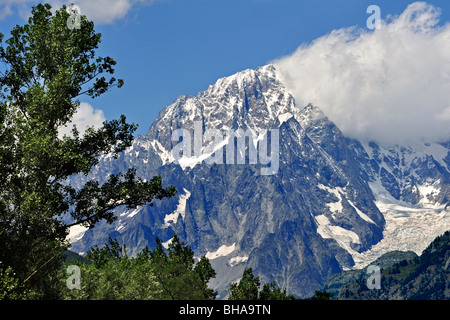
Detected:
[67,64,450,298]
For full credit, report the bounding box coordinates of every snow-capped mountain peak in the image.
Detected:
[68,63,450,299]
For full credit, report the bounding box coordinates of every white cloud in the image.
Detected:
[70,0,132,24]
[58,102,106,138]
[274,2,450,145]
[0,4,13,20]
[0,0,30,20]
[0,0,160,24]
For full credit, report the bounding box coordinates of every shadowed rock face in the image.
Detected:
[67,64,449,298]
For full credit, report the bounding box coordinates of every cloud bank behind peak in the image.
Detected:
[274,2,450,145]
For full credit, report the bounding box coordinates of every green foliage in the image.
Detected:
[0,3,176,298]
[61,238,160,300]
[60,235,217,300]
[150,234,217,300]
[309,290,333,300]
[0,262,25,299]
[259,282,293,300]
[229,268,260,300]
[229,267,293,300]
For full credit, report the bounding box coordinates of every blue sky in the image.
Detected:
[1,0,450,138]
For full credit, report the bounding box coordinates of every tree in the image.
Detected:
[150,234,217,300]
[259,282,293,300]
[0,3,176,298]
[228,268,260,300]
[60,235,217,300]
[0,261,25,299]
[61,238,161,300]
[309,290,334,300]
[229,267,293,300]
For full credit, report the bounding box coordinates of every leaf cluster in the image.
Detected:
[149,234,217,300]
[228,267,294,300]
[61,238,160,300]
[60,234,217,300]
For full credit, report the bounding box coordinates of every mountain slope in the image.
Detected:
[344,139,450,268]
[335,231,450,300]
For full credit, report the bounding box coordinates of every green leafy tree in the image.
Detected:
[309,290,333,300]
[0,3,176,298]
[150,234,217,300]
[228,267,260,300]
[61,238,161,300]
[229,267,293,300]
[259,282,294,300]
[60,235,216,300]
[0,261,25,299]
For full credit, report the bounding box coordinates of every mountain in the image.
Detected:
[66,64,450,298]
[333,231,450,300]
[322,250,418,297]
